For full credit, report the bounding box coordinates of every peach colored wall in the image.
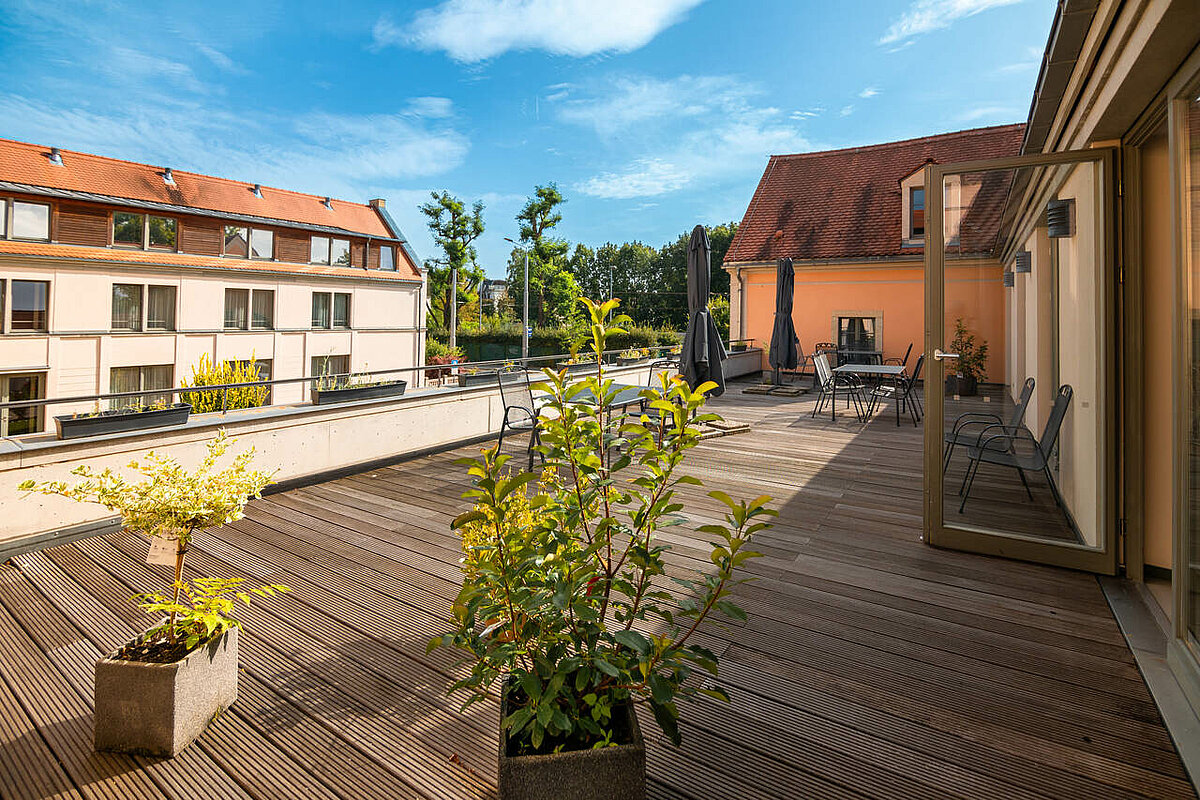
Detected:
[741,260,1006,381]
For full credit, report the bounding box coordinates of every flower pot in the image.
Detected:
[94,626,238,757]
[616,356,644,366]
[561,362,595,375]
[498,681,646,800]
[55,403,191,440]
[458,370,524,389]
[311,380,407,405]
[945,374,978,397]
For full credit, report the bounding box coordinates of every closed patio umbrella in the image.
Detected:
[680,224,727,396]
[768,257,798,385]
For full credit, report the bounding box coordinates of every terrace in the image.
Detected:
[0,384,1189,800]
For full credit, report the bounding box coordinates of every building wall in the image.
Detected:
[0,256,422,425]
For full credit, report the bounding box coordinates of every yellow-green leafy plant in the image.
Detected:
[431,297,772,754]
[181,354,270,413]
[18,431,285,652]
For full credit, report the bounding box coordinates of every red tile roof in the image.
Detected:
[725,124,1025,264]
[0,137,392,238]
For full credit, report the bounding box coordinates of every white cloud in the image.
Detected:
[790,107,824,120]
[858,87,880,99]
[404,96,456,118]
[879,0,1023,46]
[562,74,809,199]
[957,104,1019,122]
[995,45,1043,74]
[374,0,704,62]
[839,104,855,117]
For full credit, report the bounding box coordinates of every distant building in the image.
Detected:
[0,139,425,437]
[481,278,508,314]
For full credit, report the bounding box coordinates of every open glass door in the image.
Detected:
[924,148,1118,573]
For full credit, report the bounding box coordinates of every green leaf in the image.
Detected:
[650,699,681,746]
[613,629,651,655]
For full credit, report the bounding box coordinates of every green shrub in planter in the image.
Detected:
[431,297,772,778]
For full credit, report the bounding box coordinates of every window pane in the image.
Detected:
[144,365,174,406]
[147,285,176,330]
[311,236,330,264]
[12,202,50,240]
[11,280,48,331]
[113,212,144,246]
[333,293,350,327]
[224,226,248,258]
[3,374,44,436]
[250,229,273,259]
[112,284,143,330]
[380,246,395,271]
[331,238,351,266]
[148,216,176,249]
[224,288,249,329]
[252,290,274,329]
[109,366,141,410]
[311,355,349,378]
[311,292,331,328]
[911,187,926,237]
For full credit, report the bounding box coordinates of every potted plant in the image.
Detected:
[945,318,989,396]
[311,366,407,405]
[616,347,649,366]
[55,398,192,440]
[430,298,773,800]
[458,363,525,388]
[730,340,748,353]
[18,431,287,757]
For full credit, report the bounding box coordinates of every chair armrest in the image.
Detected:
[976,424,1035,454]
[952,412,1004,435]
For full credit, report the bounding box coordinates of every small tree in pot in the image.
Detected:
[947,318,989,397]
[19,431,287,756]
[431,298,772,800]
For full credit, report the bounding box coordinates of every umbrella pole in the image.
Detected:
[773,366,780,386]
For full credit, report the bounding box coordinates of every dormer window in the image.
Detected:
[910,187,925,239]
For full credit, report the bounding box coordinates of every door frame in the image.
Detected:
[923,146,1120,574]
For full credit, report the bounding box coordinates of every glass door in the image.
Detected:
[923,147,1118,573]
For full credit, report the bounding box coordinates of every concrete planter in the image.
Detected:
[94,626,238,757]
[55,403,191,440]
[616,356,646,366]
[311,380,407,405]
[457,370,524,389]
[498,682,646,800]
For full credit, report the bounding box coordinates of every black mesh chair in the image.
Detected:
[958,385,1073,513]
[943,377,1035,473]
[497,369,544,471]
[812,353,866,421]
[885,342,913,370]
[867,354,924,426]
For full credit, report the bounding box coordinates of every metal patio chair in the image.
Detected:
[943,377,1035,474]
[497,369,545,471]
[811,353,866,421]
[957,384,1073,514]
[868,354,925,426]
[885,342,913,370]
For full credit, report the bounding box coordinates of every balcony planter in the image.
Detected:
[54,403,191,440]
[616,356,645,366]
[458,370,524,389]
[560,362,595,375]
[94,625,238,757]
[498,679,645,800]
[311,380,407,405]
[731,343,748,353]
[945,374,978,397]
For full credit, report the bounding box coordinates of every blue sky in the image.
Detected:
[0,0,1053,276]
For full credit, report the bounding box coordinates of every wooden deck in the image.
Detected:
[0,386,1193,799]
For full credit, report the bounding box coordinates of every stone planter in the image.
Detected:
[731,343,748,353]
[498,681,645,800]
[945,374,978,397]
[55,403,191,440]
[311,380,407,405]
[94,626,238,757]
[458,370,524,389]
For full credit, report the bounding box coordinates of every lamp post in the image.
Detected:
[449,264,457,352]
[504,237,530,362]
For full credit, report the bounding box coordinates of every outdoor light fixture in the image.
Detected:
[1014,250,1032,273]
[1046,198,1075,238]
[1002,271,1015,288]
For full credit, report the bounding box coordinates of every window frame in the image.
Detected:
[250,289,275,330]
[7,279,50,333]
[333,292,351,328]
[249,228,274,261]
[0,372,45,437]
[910,186,926,239]
[379,245,396,271]
[148,215,178,251]
[223,225,249,258]
[11,200,51,242]
[110,283,177,332]
[109,364,174,410]
[224,287,251,331]
[112,210,148,248]
[310,236,331,265]
[111,283,144,331]
[311,291,332,329]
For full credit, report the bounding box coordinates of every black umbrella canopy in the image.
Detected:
[768,257,799,381]
[680,224,727,396]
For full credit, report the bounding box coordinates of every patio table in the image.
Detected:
[835,363,908,424]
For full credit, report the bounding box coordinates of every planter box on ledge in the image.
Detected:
[498,684,645,800]
[55,403,192,440]
[94,626,238,757]
[311,380,407,405]
[457,371,524,389]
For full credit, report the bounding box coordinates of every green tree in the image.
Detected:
[420,191,486,330]
[507,184,579,327]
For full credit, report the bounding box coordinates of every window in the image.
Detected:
[311,291,331,328]
[0,373,44,436]
[379,245,395,271]
[148,216,176,249]
[224,226,249,258]
[0,199,7,236]
[112,284,143,331]
[910,186,925,238]
[113,211,145,246]
[147,285,176,330]
[110,365,173,410]
[837,316,877,363]
[250,229,273,260]
[310,236,330,265]
[12,202,50,240]
[311,354,350,380]
[224,288,249,330]
[251,289,274,329]
[331,238,351,266]
[10,280,48,331]
[333,293,350,327]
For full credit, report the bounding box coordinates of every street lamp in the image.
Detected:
[503,237,530,362]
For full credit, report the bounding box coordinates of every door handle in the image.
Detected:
[933,349,959,361]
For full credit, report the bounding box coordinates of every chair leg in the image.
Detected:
[959,458,981,513]
[942,441,954,474]
[1016,467,1034,500]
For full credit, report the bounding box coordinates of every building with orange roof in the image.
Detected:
[0,138,425,433]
